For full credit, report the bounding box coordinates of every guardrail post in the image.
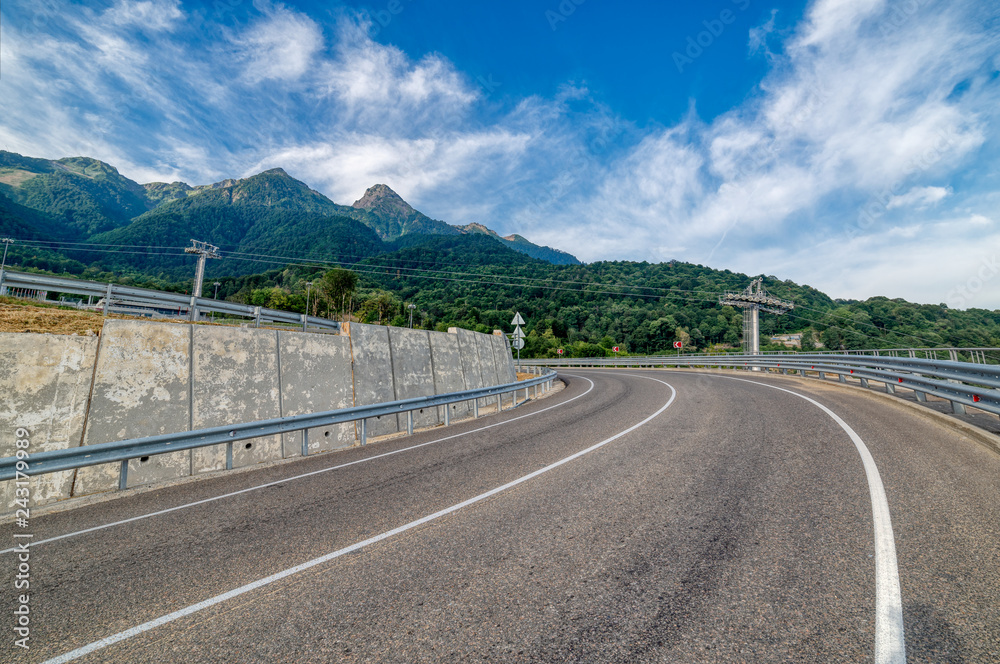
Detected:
[0,268,6,296]
[104,282,113,317]
[496,394,502,413]
[360,419,367,445]
[860,378,869,388]
[190,296,198,322]
[301,314,308,332]
[951,400,967,415]
[473,399,479,418]
[407,411,413,435]
[118,460,128,490]
[885,382,896,394]
[915,391,927,402]
[818,371,826,380]
[444,405,451,426]
[949,349,959,362]
[254,306,261,328]
[301,429,309,457]
[838,373,846,383]
[226,441,233,469]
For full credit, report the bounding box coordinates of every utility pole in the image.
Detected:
[719,278,793,359]
[0,238,13,297]
[212,282,221,322]
[185,240,221,321]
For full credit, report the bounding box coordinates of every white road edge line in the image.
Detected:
[40,375,676,664]
[697,372,906,664]
[2,375,593,555]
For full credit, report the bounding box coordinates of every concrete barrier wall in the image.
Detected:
[3,320,516,512]
[431,330,470,420]
[75,321,192,495]
[344,322,398,437]
[0,333,98,509]
[388,327,437,430]
[452,327,486,410]
[191,326,282,473]
[278,331,355,456]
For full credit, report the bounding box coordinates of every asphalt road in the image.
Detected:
[2,370,998,663]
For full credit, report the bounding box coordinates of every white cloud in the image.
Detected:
[2,0,999,309]
[108,0,183,32]
[886,186,950,210]
[236,5,324,84]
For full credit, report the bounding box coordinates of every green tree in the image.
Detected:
[319,268,359,321]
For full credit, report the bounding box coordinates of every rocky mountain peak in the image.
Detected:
[352,184,413,213]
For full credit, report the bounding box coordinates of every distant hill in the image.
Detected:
[458,222,581,265]
[0,152,152,237]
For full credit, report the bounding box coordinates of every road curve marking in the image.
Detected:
[39,374,676,664]
[2,374,595,555]
[699,373,906,664]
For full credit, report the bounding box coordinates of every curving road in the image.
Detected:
[2,370,999,663]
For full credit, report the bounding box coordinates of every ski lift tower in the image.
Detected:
[719,278,794,355]
[184,240,221,298]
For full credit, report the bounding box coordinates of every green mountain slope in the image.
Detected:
[0,152,151,237]
[86,170,388,278]
[457,223,581,265]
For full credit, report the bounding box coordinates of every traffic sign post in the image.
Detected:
[673,340,683,356]
[511,312,526,367]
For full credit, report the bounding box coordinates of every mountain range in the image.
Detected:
[2,151,997,356]
[0,150,580,272]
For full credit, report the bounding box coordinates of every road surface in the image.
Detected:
[2,370,998,663]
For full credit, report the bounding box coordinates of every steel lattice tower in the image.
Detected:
[719,278,794,355]
[184,240,221,298]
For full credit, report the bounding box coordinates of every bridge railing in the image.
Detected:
[534,353,1000,418]
[0,369,557,489]
[0,269,339,332]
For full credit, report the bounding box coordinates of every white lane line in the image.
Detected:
[40,375,676,664]
[698,373,906,664]
[2,375,592,555]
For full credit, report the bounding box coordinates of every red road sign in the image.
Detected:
[557,348,564,355]
[673,341,683,349]
[612,346,619,352]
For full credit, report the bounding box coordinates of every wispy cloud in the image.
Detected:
[235,5,324,84]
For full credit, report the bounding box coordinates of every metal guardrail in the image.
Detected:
[534,353,1000,418]
[543,347,999,365]
[0,269,338,332]
[0,369,557,488]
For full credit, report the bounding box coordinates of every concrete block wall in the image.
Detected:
[430,330,470,421]
[75,321,192,495]
[278,332,355,457]
[343,322,397,438]
[0,333,98,509]
[3,319,517,512]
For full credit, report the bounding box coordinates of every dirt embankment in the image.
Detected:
[0,299,124,336]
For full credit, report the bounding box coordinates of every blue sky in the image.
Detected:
[1,0,999,308]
